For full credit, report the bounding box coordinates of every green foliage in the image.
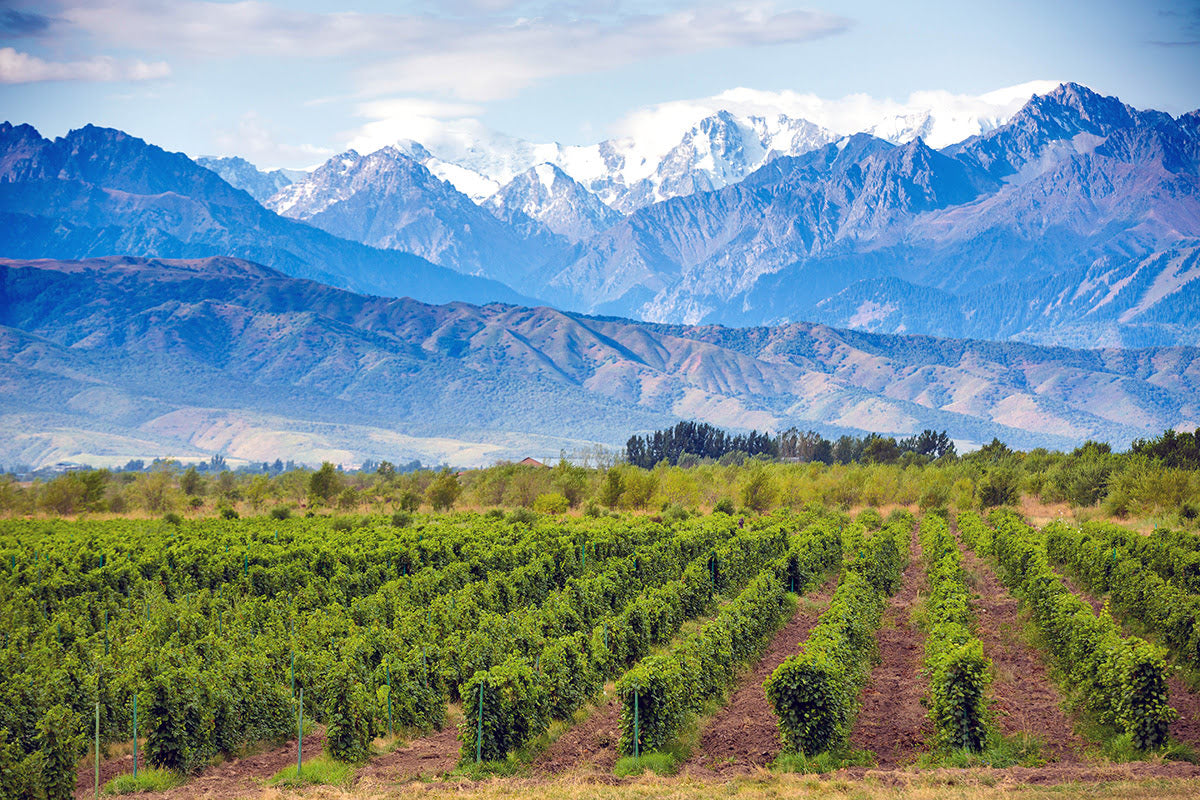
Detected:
[269,505,291,520]
[532,493,569,515]
[308,462,341,504]
[920,515,990,752]
[965,510,1176,750]
[1044,519,1200,669]
[460,657,548,763]
[104,767,183,794]
[267,753,355,787]
[39,704,84,800]
[425,470,462,512]
[765,566,884,755]
[614,520,844,756]
[323,660,374,763]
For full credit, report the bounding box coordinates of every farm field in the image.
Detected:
[2,506,1200,800]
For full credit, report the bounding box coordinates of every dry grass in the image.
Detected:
[233,772,1200,800]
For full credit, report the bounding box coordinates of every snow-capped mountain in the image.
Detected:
[485,163,622,242]
[266,146,565,287]
[195,155,306,204]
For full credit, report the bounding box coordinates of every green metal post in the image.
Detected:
[290,651,295,697]
[476,680,485,763]
[94,702,100,799]
[633,686,639,758]
[297,687,303,777]
[386,662,393,737]
[133,694,138,778]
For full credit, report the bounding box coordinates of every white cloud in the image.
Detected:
[612,80,1065,149]
[0,46,170,84]
[355,4,851,101]
[345,98,489,155]
[58,1,849,101]
[212,112,334,170]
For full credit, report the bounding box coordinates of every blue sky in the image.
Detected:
[2,0,1198,168]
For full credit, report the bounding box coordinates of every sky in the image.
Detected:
[1,0,1198,169]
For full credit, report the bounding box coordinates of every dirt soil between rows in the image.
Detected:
[355,722,462,786]
[535,690,623,774]
[957,536,1085,762]
[848,524,932,767]
[682,574,838,775]
[75,728,326,800]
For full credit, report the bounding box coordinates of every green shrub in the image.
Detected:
[268,505,291,520]
[323,661,375,763]
[765,570,883,755]
[460,657,548,763]
[219,506,238,520]
[532,493,570,515]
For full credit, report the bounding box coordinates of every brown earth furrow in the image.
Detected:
[535,691,622,774]
[683,574,839,775]
[848,524,931,767]
[956,537,1084,762]
[355,723,461,785]
[79,728,327,800]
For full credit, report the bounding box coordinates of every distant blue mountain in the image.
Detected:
[0,123,535,307]
[4,255,1198,468]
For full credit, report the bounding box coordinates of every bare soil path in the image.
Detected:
[683,574,839,775]
[848,524,932,767]
[355,723,461,786]
[75,729,326,800]
[956,537,1084,762]
[534,690,622,774]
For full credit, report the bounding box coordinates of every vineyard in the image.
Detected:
[2,506,1200,799]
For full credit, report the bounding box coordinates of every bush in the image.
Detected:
[38,705,83,800]
[920,515,990,752]
[713,498,735,515]
[323,662,374,763]
[460,657,548,762]
[219,506,239,520]
[765,570,883,755]
[532,493,569,515]
[162,512,182,525]
[390,510,412,527]
[269,505,291,520]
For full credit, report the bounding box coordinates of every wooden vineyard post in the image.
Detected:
[476,679,485,763]
[132,694,138,778]
[297,687,303,777]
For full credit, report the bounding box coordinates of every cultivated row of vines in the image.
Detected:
[958,511,1177,750]
[0,508,839,796]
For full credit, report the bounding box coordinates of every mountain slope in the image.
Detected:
[267,147,566,287]
[538,85,1200,344]
[485,163,622,242]
[2,256,1197,468]
[195,156,305,203]
[0,123,533,307]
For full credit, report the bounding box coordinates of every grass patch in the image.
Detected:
[613,750,681,777]
[770,746,874,774]
[103,768,183,794]
[917,731,1045,769]
[453,755,525,779]
[266,754,355,788]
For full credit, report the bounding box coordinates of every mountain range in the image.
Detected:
[1,81,1198,466]
[241,83,1199,347]
[2,256,1196,468]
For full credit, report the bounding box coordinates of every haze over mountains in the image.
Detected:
[4,256,1197,469]
[1,81,1198,466]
